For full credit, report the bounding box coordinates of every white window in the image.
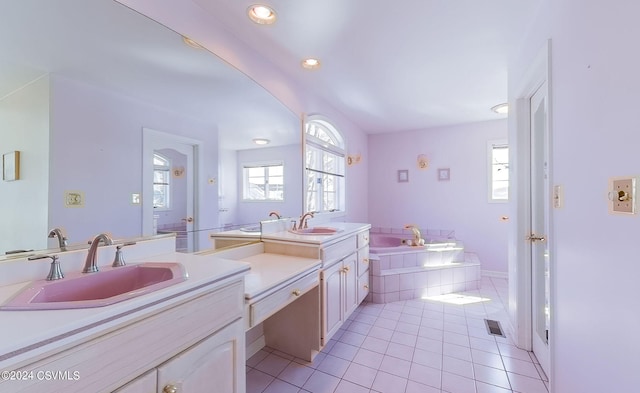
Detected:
[305,117,345,214]
[153,153,171,210]
[488,140,509,202]
[242,162,284,201]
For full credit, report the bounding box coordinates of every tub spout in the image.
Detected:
[404,224,425,246]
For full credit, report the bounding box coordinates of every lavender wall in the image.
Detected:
[0,76,49,252]
[368,120,509,273]
[235,144,303,225]
[48,75,219,245]
[510,1,640,391]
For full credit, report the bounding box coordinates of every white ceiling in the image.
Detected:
[191,0,542,133]
[2,1,541,150]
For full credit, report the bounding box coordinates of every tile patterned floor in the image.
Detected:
[246,277,549,393]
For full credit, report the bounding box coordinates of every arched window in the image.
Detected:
[153,153,171,210]
[305,116,346,214]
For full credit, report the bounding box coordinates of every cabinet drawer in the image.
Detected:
[357,231,370,248]
[250,271,319,327]
[358,272,369,304]
[357,246,370,277]
[322,236,357,265]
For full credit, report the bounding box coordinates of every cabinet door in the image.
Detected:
[113,370,156,393]
[322,261,344,344]
[157,319,245,393]
[358,272,370,304]
[343,254,359,318]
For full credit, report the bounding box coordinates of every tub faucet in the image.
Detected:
[83,233,113,273]
[268,211,282,219]
[404,224,425,246]
[299,212,315,229]
[48,228,68,251]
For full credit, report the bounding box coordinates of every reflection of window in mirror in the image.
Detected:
[242,162,284,201]
[488,140,509,202]
[305,116,346,214]
[153,153,171,210]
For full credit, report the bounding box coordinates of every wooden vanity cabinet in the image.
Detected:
[320,229,369,345]
[2,279,246,393]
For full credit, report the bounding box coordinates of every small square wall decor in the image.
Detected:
[438,168,450,181]
[2,151,20,181]
[398,169,409,183]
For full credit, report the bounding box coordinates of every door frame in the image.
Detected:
[510,39,554,378]
[142,128,203,250]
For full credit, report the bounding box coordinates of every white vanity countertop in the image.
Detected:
[209,229,261,239]
[260,222,371,245]
[240,253,321,300]
[0,252,249,369]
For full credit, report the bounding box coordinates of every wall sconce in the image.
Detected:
[347,153,362,166]
[417,154,429,170]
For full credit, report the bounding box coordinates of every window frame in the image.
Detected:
[153,153,171,211]
[304,115,346,217]
[241,161,285,202]
[488,139,509,203]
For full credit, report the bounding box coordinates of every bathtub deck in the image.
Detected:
[367,252,481,304]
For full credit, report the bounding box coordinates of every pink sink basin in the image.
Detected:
[290,227,342,235]
[1,263,187,310]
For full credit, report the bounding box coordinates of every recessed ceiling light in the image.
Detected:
[182,36,203,49]
[301,58,321,70]
[253,138,270,145]
[247,5,276,25]
[491,103,509,114]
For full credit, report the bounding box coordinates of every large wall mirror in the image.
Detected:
[0,0,302,259]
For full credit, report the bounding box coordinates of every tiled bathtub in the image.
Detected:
[366,229,481,303]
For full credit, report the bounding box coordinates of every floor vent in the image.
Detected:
[484,319,506,337]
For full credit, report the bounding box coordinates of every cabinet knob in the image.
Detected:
[364,284,369,289]
[342,266,350,273]
[363,258,369,264]
[292,289,301,297]
[163,384,178,393]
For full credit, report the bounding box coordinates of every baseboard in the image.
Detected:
[246,335,266,359]
[482,270,508,279]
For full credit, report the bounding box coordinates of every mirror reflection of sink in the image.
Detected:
[1,263,186,310]
[239,226,261,233]
[289,227,341,235]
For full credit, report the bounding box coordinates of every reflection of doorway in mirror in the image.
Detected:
[2,151,20,181]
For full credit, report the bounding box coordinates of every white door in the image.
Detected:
[529,81,550,375]
[143,128,198,252]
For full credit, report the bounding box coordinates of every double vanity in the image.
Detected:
[0,222,370,393]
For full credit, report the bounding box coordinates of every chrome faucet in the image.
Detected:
[404,224,425,246]
[268,211,282,219]
[28,254,64,281]
[299,212,315,229]
[83,233,113,273]
[48,228,68,251]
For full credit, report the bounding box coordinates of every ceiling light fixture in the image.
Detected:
[491,103,509,114]
[301,58,321,70]
[182,36,203,49]
[247,5,277,25]
[253,138,270,145]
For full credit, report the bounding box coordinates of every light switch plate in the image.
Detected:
[131,193,141,205]
[609,176,636,215]
[553,185,564,208]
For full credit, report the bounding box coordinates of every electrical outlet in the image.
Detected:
[64,191,85,208]
[609,177,636,214]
